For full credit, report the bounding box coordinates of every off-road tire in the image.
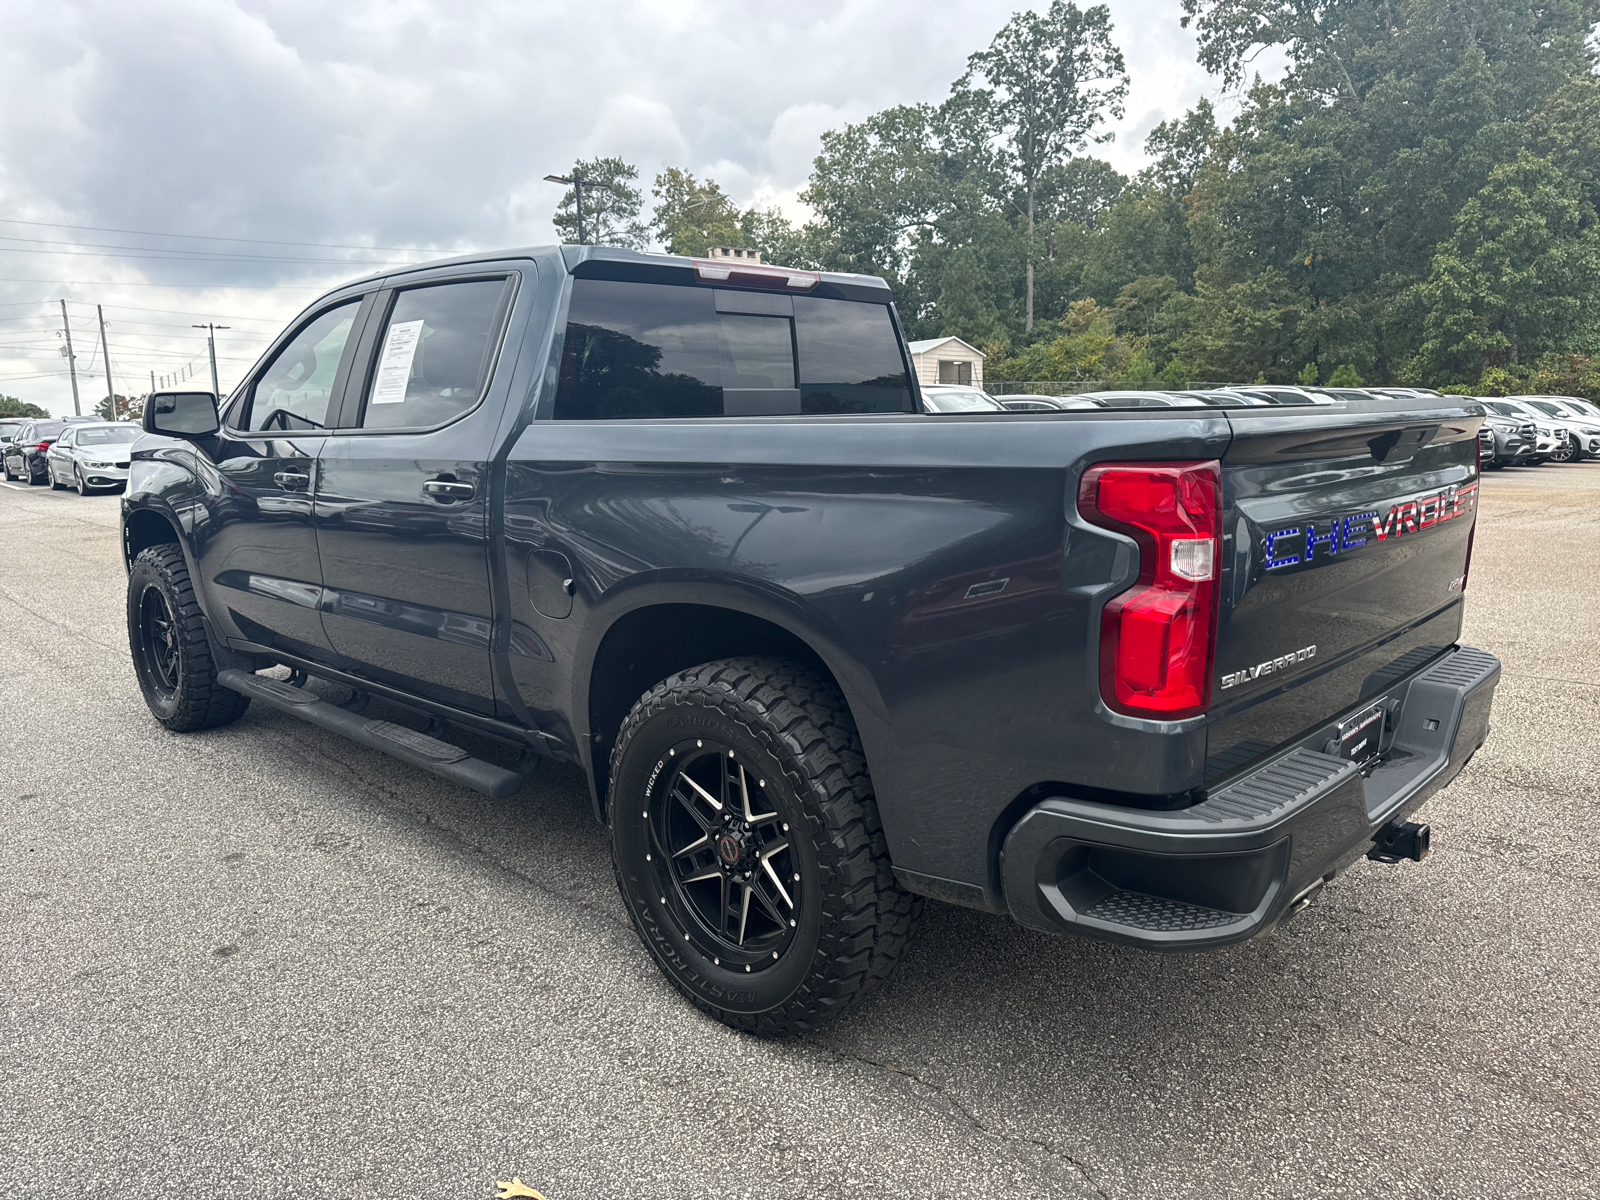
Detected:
[127,544,251,732]
[609,656,921,1037]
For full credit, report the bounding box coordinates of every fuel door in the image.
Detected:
[527,548,575,619]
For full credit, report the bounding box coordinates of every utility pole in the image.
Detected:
[150,370,156,396]
[193,322,229,397]
[544,166,616,246]
[97,304,115,421]
[59,300,81,416]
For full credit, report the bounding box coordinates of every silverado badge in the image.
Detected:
[1220,644,1317,690]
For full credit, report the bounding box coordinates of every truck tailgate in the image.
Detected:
[1207,400,1483,779]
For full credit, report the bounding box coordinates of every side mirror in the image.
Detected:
[146,390,220,437]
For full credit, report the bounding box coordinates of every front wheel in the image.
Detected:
[1549,435,1576,464]
[609,657,921,1037]
[127,544,251,732]
[75,466,90,496]
[50,463,66,490]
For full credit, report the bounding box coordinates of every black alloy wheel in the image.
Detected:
[649,740,801,971]
[127,544,251,732]
[609,657,921,1037]
[139,586,181,697]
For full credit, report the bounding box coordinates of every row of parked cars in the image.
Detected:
[3,386,1595,497]
[0,416,142,494]
[920,383,1600,467]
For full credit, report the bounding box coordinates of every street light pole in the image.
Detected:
[544,167,617,246]
[192,322,230,398]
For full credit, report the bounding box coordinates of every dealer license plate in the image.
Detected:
[1335,702,1387,766]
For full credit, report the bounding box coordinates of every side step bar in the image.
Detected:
[217,669,526,800]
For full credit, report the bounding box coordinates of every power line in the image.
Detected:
[0,216,470,255]
[0,241,415,267]
[0,232,423,261]
[0,277,334,289]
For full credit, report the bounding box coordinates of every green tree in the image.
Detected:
[94,393,144,421]
[1035,156,1126,229]
[552,157,649,249]
[959,0,1128,330]
[1297,361,1319,386]
[1415,153,1600,380]
[1327,363,1364,386]
[1143,99,1217,198]
[0,395,47,418]
[651,169,745,256]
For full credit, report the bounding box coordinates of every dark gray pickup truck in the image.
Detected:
[123,246,1500,1035]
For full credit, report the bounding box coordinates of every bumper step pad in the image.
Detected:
[1081,890,1239,932]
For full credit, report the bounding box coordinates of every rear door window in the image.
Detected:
[356,277,512,430]
[554,279,910,419]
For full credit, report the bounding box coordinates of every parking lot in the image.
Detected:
[2,462,1597,1200]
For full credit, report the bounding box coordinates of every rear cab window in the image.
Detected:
[554,278,912,419]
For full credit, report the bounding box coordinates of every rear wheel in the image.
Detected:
[127,544,250,732]
[609,656,921,1037]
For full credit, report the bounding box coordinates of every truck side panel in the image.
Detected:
[500,412,1231,897]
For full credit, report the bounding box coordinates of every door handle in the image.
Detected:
[422,479,475,501]
[273,470,310,490]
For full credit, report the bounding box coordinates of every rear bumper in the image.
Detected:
[1001,645,1500,949]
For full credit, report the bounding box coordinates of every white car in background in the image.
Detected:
[44,421,142,494]
[1512,396,1600,460]
[1480,400,1571,463]
[920,384,1009,412]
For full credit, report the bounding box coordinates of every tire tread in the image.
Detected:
[129,544,251,732]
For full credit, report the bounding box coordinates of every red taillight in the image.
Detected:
[1079,460,1222,719]
[36,441,50,451]
[692,259,819,290]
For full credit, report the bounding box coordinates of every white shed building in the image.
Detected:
[906,336,985,389]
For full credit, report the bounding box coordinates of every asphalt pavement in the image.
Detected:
[2,463,1596,1200]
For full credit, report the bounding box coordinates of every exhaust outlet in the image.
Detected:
[1367,819,1431,864]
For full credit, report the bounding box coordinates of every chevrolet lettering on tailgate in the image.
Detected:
[1262,481,1479,570]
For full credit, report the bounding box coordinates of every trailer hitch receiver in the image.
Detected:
[1367,819,1431,864]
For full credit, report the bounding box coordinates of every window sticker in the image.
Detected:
[371,319,425,404]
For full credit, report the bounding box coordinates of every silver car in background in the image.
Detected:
[45,422,142,494]
[920,384,1010,412]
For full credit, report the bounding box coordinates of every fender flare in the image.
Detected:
[570,572,894,813]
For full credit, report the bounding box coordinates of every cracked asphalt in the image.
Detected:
[2,461,1597,1200]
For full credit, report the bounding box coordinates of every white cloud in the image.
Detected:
[0,0,1267,415]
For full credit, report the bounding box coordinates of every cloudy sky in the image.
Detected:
[0,0,1256,416]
